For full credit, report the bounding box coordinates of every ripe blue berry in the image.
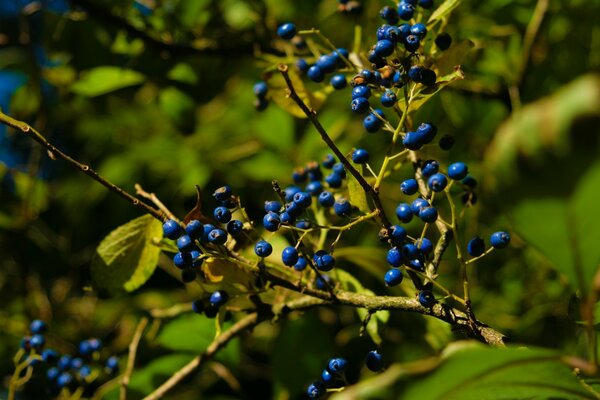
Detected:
[213,186,232,202]
[421,68,437,86]
[416,237,433,255]
[467,236,485,257]
[435,32,452,50]
[352,148,370,164]
[294,256,308,271]
[106,356,119,374]
[177,235,195,252]
[330,74,347,89]
[285,201,302,217]
[374,39,395,57]
[255,240,273,257]
[277,22,297,39]
[439,134,455,150]
[307,381,326,399]
[410,198,430,214]
[42,349,58,363]
[351,97,370,113]
[306,181,324,195]
[296,220,313,230]
[29,319,47,334]
[404,34,420,52]
[316,274,332,290]
[390,225,407,244]
[402,243,419,260]
[307,65,325,82]
[201,224,215,242]
[279,211,293,224]
[254,97,268,111]
[409,257,425,271]
[325,172,343,188]
[334,198,352,216]
[380,6,399,24]
[400,178,419,195]
[30,334,45,350]
[321,368,334,385]
[293,191,311,208]
[395,203,413,223]
[428,173,448,192]
[190,250,203,268]
[173,252,191,269]
[332,162,346,177]
[253,81,268,98]
[328,357,348,373]
[408,66,423,82]
[192,300,204,314]
[318,191,335,207]
[265,200,282,213]
[314,250,335,271]
[462,176,478,188]
[71,357,84,369]
[380,89,397,107]
[292,167,307,183]
[79,340,92,355]
[79,365,92,378]
[57,372,73,388]
[263,212,281,232]
[417,122,437,142]
[490,231,511,249]
[352,84,371,99]
[384,268,403,286]
[316,54,337,73]
[418,290,436,307]
[58,355,72,370]
[387,247,403,267]
[226,219,244,236]
[282,246,299,266]
[397,2,415,20]
[421,160,439,177]
[213,206,232,223]
[297,58,309,73]
[209,290,229,307]
[364,112,383,133]
[448,162,469,180]
[47,366,60,380]
[163,219,182,240]
[402,131,426,150]
[410,23,427,38]
[366,350,384,371]
[208,228,227,245]
[419,206,438,223]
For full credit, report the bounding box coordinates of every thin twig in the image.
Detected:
[277,64,392,229]
[120,317,149,400]
[0,111,165,221]
[135,183,177,221]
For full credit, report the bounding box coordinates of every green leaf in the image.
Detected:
[428,0,462,25]
[335,246,387,278]
[434,40,475,77]
[332,344,595,400]
[71,66,146,97]
[266,68,326,119]
[346,166,371,214]
[126,354,195,397]
[91,214,162,293]
[405,67,465,114]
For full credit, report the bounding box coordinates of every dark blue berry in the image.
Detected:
[325,172,343,188]
[419,206,438,223]
[279,211,293,224]
[322,368,334,385]
[226,220,244,236]
[421,68,437,86]
[352,84,371,99]
[333,47,350,64]
[307,65,325,82]
[402,131,426,150]
[265,201,282,213]
[408,66,423,82]
[374,39,395,57]
[282,246,299,266]
[380,6,399,24]
[330,74,347,89]
[173,252,191,269]
[318,191,335,207]
[467,236,485,257]
[213,186,232,202]
[400,178,419,195]
[306,181,324,195]
[208,228,227,245]
[419,0,434,8]
[390,225,407,244]
[47,366,60,380]
[410,23,427,38]
[79,340,92,356]
[181,268,197,283]
[376,24,391,41]
[42,349,58,363]
[254,97,268,111]
[284,186,301,202]
[79,365,92,378]
[396,203,413,223]
[404,34,420,52]
[57,372,73,388]
[255,240,272,257]
[294,256,308,271]
[410,198,430,214]
[435,32,452,50]
[296,58,309,73]
[387,247,403,267]
[316,54,337,73]
[192,300,204,314]
[334,198,352,216]
[29,319,47,334]
[163,219,182,240]
[296,220,311,230]
[421,160,439,177]
[462,176,478,188]
[263,212,281,232]
[351,97,370,113]
[418,290,436,307]
[364,112,383,133]
[106,356,119,374]
[70,357,84,369]
[328,357,348,373]
[30,334,45,350]
[285,201,302,217]
[416,237,433,255]
[385,268,403,286]
[307,381,326,399]
[428,173,448,192]
[352,148,370,164]
[292,167,307,183]
[253,81,268,98]
[315,274,332,290]
[448,162,469,180]
[397,2,415,20]
[277,23,297,40]
[177,235,195,252]
[332,162,346,177]
[213,207,232,224]
[58,355,72,371]
[293,191,312,208]
[366,350,384,371]
[209,290,229,307]
[490,231,510,249]
[402,243,419,260]
[439,134,454,150]
[381,89,397,107]
[417,122,438,143]
[314,250,335,271]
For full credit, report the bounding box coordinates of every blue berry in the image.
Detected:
[395,203,413,223]
[328,357,348,373]
[30,334,45,350]
[57,372,73,388]
[333,47,350,64]
[417,122,437,143]
[296,220,312,230]
[29,319,48,334]
[410,198,430,214]
[402,130,426,150]
[462,176,478,188]
[192,300,204,314]
[297,58,309,73]
[363,111,383,133]
[410,23,427,38]
[190,250,203,268]
[315,54,336,73]
[380,6,399,24]
[385,268,403,286]
[419,0,434,9]
[352,84,371,99]
[421,160,439,177]
[293,191,312,208]
[435,32,452,50]
[330,74,347,89]
[439,135,455,150]
[428,173,448,192]
[263,212,281,232]
[390,225,407,244]
[366,350,384,371]
[404,34,420,52]
[213,206,232,223]
[307,65,325,82]
[420,68,437,86]
[334,198,352,216]
[380,89,397,107]
[448,162,469,180]
[402,243,419,260]
[106,356,119,374]
[374,39,395,57]
[315,274,332,290]
[226,219,244,236]
[185,220,204,239]
[254,97,268,111]
[408,66,423,82]
[58,355,72,370]
[387,247,403,267]
[376,24,391,41]
[332,162,346,177]
[173,252,191,269]
[325,172,343,188]
[264,200,282,213]
[397,2,415,20]
[409,257,425,271]
[294,256,308,271]
[79,340,92,355]
[213,186,232,202]
[307,381,326,399]
[79,365,92,379]
[305,181,323,196]
[418,290,436,307]
[419,206,438,223]
[314,250,335,271]
[400,178,418,195]
[70,357,84,369]
[47,366,60,381]
[208,228,227,245]
[279,211,293,225]
[352,148,370,164]
[416,237,433,255]
[253,81,268,98]
[351,97,370,113]
[209,290,229,307]
[42,349,58,363]
[285,201,302,217]
[490,231,510,249]
[277,22,297,40]
[177,235,195,252]
[181,268,197,283]
[254,240,273,257]
[467,236,485,257]
[282,246,299,266]
[292,167,307,183]
[318,191,335,207]
[321,368,334,385]
[163,219,182,240]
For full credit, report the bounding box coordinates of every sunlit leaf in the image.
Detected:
[428,0,462,25]
[71,66,146,97]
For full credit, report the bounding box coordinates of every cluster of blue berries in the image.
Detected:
[192,289,229,318]
[16,320,118,396]
[307,357,348,399]
[162,186,245,283]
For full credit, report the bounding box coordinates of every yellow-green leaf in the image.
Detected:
[71,66,145,97]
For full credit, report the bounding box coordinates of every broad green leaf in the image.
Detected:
[167,63,198,84]
[71,66,145,97]
[266,68,326,118]
[91,214,162,293]
[252,105,295,151]
[346,166,371,214]
[159,87,195,129]
[332,344,595,400]
[428,0,462,25]
[202,258,255,295]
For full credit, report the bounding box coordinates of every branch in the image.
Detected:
[120,317,148,400]
[277,64,392,229]
[0,110,165,221]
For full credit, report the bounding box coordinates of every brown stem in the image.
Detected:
[120,318,149,400]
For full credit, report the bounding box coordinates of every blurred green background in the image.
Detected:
[1,0,599,398]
